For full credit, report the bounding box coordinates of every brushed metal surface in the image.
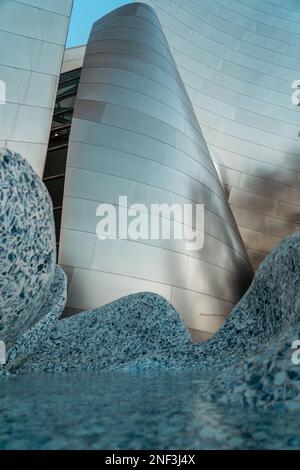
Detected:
[0,0,73,176]
[141,0,300,269]
[59,3,253,335]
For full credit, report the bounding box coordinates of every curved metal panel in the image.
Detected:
[140,0,300,269]
[0,0,73,176]
[59,3,253,338]
[61,45,86,74]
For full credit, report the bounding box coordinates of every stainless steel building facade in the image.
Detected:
[0,0,73,176]
[2,0,300,339]
[59,3,253,340]
[141,0,300,269]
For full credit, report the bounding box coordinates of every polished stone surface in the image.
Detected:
[2,232,300,412]
[1,147,300,419]
[1,371,300,450]
[0,148,57,349]
[1,265,67,379]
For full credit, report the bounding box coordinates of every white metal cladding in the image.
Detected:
[140,0,300,269]
[61,45,86,74]
[0,0,73,176]
[59,3,253,339]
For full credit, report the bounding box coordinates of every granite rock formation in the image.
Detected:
[0,148,66,350]
[1,148,300,411]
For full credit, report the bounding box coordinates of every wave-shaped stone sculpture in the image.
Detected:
[0,148,67,351]
[0,132,299,412]
[206,232,300,410]
[2,229,300,410]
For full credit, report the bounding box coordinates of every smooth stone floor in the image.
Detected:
[1,371,300,450]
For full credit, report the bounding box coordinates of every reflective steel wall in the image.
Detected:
[0,0,73,176]
[61,45,86,74]
[141,0,300,269]
[60,3,253,340]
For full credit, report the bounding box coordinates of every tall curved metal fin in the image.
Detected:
[59,3,253,340]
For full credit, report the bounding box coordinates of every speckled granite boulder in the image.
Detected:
[0,148,59,348]
[0,265,67,379]
[209,320,300,411]
[203,232,300,409]
[195,232,300,371]
[1,168,300,412]
[6,292,196,374]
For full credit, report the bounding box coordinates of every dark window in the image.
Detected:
[43,67,82,252]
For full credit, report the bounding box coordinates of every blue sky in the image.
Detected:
[67,0,131,47]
